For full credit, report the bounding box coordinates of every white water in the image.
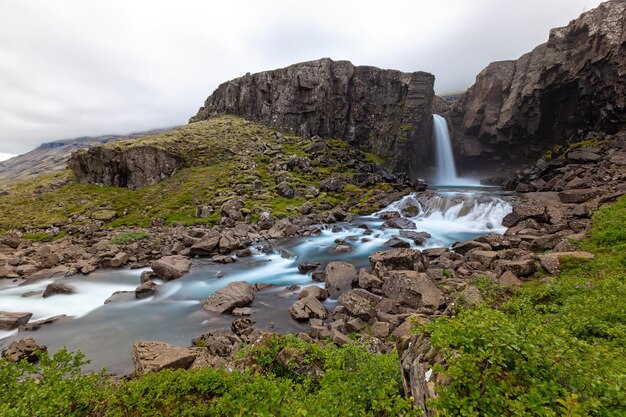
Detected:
[433,114,479,186]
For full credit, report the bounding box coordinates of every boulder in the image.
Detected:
[132,341,197,373]
[502,204,548,228]
[2,337,47,363]
[151,255,192,281]
[325,261,357,298]
[399,230,431,245]
[337,289,381,321]
[357,268,383,290]
[221,198,245,220]
[110,252,129,268]
[135,280,157,299]
[192,329,241,357]
[369,248,428,276]
[277,182,295,198]
[0,311,33,330]
[298,285,330,301]
[382,270,443,309]
[558,188,601,204]
[460,286,484,306]
[383,217,416,229]
[499,271,523,287]
[288,296,328,321]
[190,235,220,256]
[384,237,411,248]
[495,259,537,277]
[452,240,492,255]
[42,282,75,298]
[202,281,254,314]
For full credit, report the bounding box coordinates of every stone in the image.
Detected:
[19,315,68,331]
[382,270,443,309]
[91,210,117,221]
[220,198,245,220]
[232,307,254,316]
[2,337,47,363]
[0,311,33,330]
[231,317,255,336]
[399,230,431,245]
[298,285,330,301]
[190,235,221,256]
[467,250,498,267]
[190,58,436,178]
[132,341,197,373]
[330,329,351,346]
[110,252,129,268]
[104,291,134,304]
[298,262,321,274]
[558,188,601,204]
[42,282,75,298]
[202,281,254,313]
[369,248,428,276]
[151,255,192,281]
[384,237,411,248]
[337,289,381,321]
[495,259,537,277]
[378,211,400,219]
[135,280,157,299]
[383,217,416,229]
[357,268,383,290]
[276,182,295,198]
[501,205,548,228]
[288,296,328,321]
[192,329,241,357]
[325,261,357,298]
[499,271,523,287]
[371,321,390,338]
[460,286,484,306]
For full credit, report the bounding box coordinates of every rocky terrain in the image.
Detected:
[0,129,168,183]
[190,58,437,179]
[449,0,626,176]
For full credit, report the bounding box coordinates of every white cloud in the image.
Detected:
[0,0,603,155]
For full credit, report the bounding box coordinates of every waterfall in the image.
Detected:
[432,114,459,185]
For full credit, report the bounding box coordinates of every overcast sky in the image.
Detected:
[0,0,605,157]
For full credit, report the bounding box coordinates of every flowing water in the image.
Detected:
[0,117,511,373]
[0,188,511,373]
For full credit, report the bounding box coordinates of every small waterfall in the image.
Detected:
[433,114,459,185]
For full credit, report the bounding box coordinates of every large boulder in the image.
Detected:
[2,337,47,363]
[382,217,416,230]
[132,341,197,373]
[42,282,75,298]
[190,235,220,256]
[337,289,381,321]
[369,248,428,276]
[324,261,357,298]
[151,255,192,281]
[288,296,328,321]
[0,311,33,330]
[381,270,443,309]
[202,281,255,314]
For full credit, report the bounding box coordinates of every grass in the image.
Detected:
[0,116,397,233]
[421,195,626,416]
[110,231,149,245]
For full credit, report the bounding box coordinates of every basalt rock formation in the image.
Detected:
[449,0,626,176]
[190,58,436,178]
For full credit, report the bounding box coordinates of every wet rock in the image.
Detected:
[42,282,75,298]
[288,296,328,321]
[382,271,443,309]
[104,290,134,304]
[132,341,197,373]
[202,281,254,314]
[378,211,400,219]
[299,285,330,301]
[0,311,33,330]
[2,337,47,363]
[384,237,411,248]
[325,261,357,298]
[135,280,157,299]
[399,231,431,245]
[369,248,428,276]
[268,218,299,239]
[110,252,129,268]
[383,217,417,229]
[19,315,68,332]
[232,307,254,316]
[151,255,192,281]
[298,262,321,274]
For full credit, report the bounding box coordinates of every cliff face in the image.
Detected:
[450,0,626,175]
[68,146,184,188]
[191,58,436,179]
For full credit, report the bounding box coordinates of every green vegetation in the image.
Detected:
[543,135,608,161]
[421,196,626,416]
[0,335,420,416]
[0,116,393,233]
[110,231,149,245]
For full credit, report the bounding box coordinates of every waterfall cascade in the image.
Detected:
[432,114,477,186]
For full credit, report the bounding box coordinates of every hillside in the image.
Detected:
[0,115,403,234]
[0,129,171,183]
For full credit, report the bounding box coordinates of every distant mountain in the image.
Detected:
[0,128,175,182]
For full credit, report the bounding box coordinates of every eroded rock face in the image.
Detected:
[190,58,436,178]
[68,145,185,188]
[450,1,626,175]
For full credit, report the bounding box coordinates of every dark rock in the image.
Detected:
[2,337,47,363]
[369,248,428,276]
[382,270,443,309]
[298,285,330,301]
[337,289,380,321]
[298,262,321,274]
[151,255,192,281]
[383,217,416,229]
[399,230,431,245]
[288,296,328,321]
[384,237,411,248]
[0,311,33,330]
[42,282,75,298]
[202,281,254,313]
[277,182,295,198]
[558,188,601,204]
[324,261,357,298]
[132,341,197,373]
[135,280,157,299]
[19,315,68,332]
[190,58,436,178]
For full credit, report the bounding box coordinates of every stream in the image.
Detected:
[0,187,512,374]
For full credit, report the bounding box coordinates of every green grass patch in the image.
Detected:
[110,231,149,245]
[420,196,626,416]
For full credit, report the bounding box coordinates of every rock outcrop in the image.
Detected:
[190,58,436,178]
[68,145,184,188]
[449,1,626,175]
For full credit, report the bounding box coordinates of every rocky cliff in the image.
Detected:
[449,0,626,175]
[190,58,436,179]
